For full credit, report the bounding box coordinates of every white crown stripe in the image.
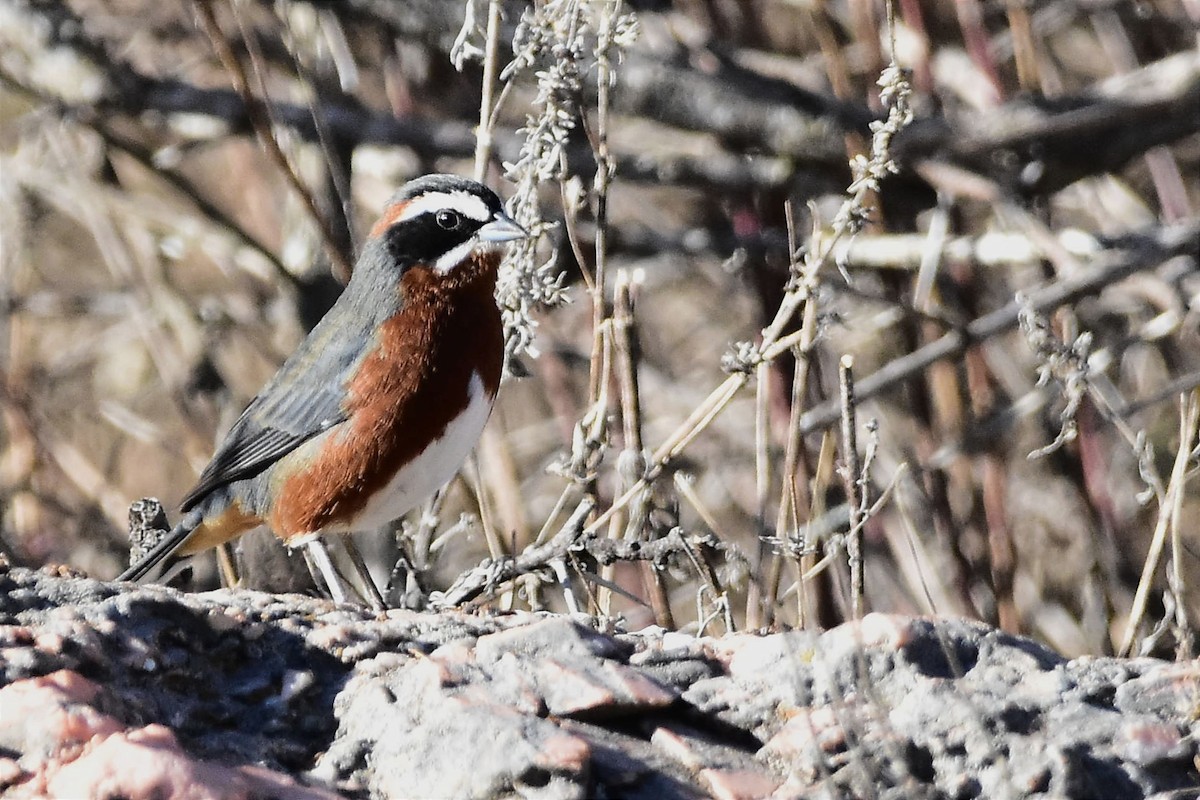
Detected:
[397,191,492,223]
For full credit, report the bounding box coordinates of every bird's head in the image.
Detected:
[366,174,526,277]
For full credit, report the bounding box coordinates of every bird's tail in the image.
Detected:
[117,508,205,583]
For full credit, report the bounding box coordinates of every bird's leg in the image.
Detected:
[302,538,387,611]
[303,540,349,605]
[338,536,388,612]
[215,542,240,588]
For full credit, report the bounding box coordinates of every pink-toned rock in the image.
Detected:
[0,672,340,800]
[533,732,592,773]
[0,671,121,759]
[700,767,782,800]
[1117,720,1187,765]
[48,725,341,800]
[652,726,704,770]
[818,613,919,663]
[3,566,1199,799]
[759,706,846,761]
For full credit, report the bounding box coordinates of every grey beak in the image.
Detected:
[478,212,527,243]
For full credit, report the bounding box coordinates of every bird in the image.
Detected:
[118,174,526,608]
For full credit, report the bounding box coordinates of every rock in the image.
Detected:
[0,565,1196,799]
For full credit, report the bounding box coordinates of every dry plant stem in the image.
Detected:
[913,201,950,310]
[586,1,617,407]
[610,273,672,625]
[559,180,596,291]
[31,131,194,529]
[790,315,822,627]
[913,311,974,618]
[672,474,727,550]
[1004,0,1040,90]
[1118,392,1200,657]
[953,259,1016,631]
[472,0,504,181]
[476,437,528,606]
[1090,8,1193,222]
[808,0,854,100]
[427,512,476,558]
[758,203,821,628]
[963,328,1017,633]
[849,0,883,105]
[890,476,945,615]
[0,386,127,529]
[576,561,643,609]
[895,0,934,92]
[953,0,1004,101]
[435,497,595,608]
[614,276,644,462]
[1050,323,1168,504]
[999,203,1087,275]
[467,457,507,564]
[1121,370,1200,418]
[585,49,920,545]
[81,117,298,289]
[191,0,353,281]
[0,397,36,557]
[980,447,1016,631]
[838,355,864,620]
[409,490,447,570]
[232,0,352,260]
[1169,399,1197,659]
[798,482,895,585]
[277,10,357,255]
[981,451,1018,621]
[798,223,1199,435]
[579,0,621,615]
[1021,305,1138,647]
[748,359,772,629]
[479,422,531,551]
[22,124,227,457]
[215,543,239,588]
[639,552,674,628]
[665,481,737,625]
[586,375,745,536]
[596,324,620,617]
[1075,409,1122,654]
[532,484,580,548]
[558,556,589,614]
[41,130,182,398]
[833,228,1114,273]
[809,433,842,622]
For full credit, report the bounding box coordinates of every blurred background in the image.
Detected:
[0,0,1197,657]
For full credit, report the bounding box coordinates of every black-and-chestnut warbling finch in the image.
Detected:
[119,174,526,608]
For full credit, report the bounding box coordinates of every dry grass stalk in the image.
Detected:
[191,0,352,282]
[838,354,864,620]
[1120,392,1200,656]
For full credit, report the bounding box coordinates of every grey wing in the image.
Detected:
[179,316,369,511]
[180,380,348,511]
[179,269,398,512]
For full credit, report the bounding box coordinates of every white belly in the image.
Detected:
[342,372,494,532]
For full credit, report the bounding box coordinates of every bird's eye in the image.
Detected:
[435,210,461,230]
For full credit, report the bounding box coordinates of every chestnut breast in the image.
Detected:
[267,251,504,541]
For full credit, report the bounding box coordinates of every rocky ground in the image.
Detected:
[0,564,1197,799]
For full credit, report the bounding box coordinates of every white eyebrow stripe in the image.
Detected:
[397,191,492,223]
